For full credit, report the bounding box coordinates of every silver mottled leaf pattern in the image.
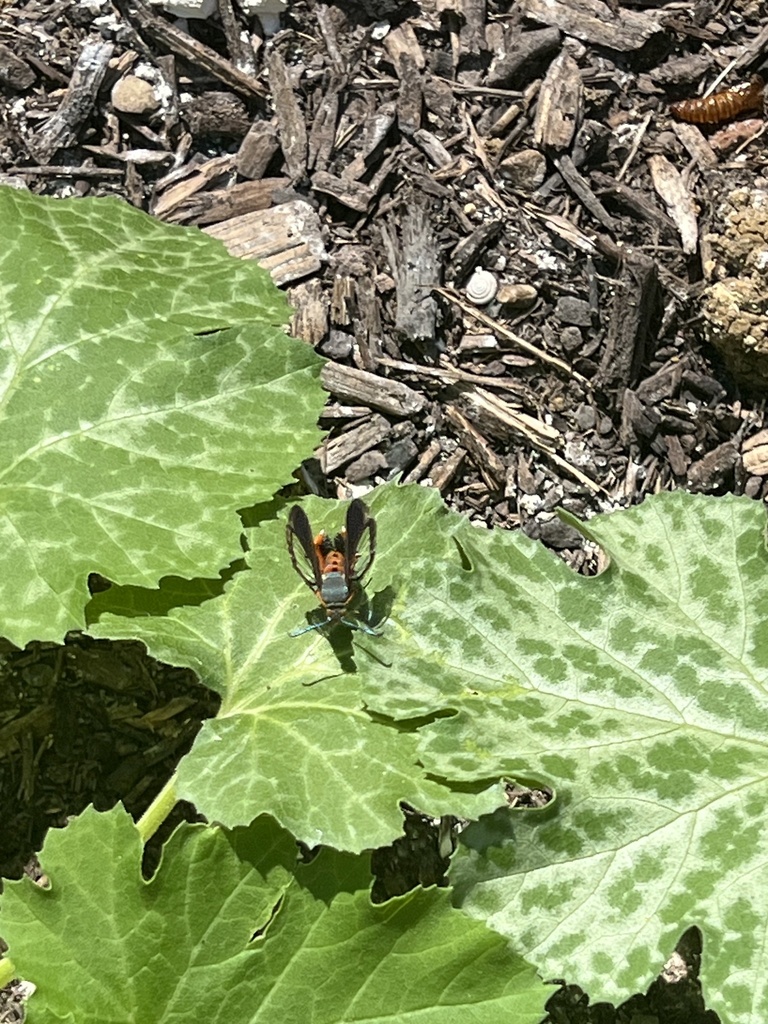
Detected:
[0,188,324,645]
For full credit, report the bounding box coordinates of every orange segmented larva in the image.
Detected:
[669,74,765,124]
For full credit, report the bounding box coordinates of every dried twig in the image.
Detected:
[115,0,266,100]
[434,287,585,381]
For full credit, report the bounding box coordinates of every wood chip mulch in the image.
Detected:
[2,0,767,572]
[0,1,767,1015]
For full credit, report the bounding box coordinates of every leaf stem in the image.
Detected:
[136,776,178,844]
[0,958,16,988]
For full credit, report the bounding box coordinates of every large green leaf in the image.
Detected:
[0,187,324,646]
[432,492,768,1024]
[93,486,768,1019]
[0,806,549,1024]
[90,487,506,850]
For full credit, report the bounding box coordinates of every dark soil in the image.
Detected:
[1,0,767,1020]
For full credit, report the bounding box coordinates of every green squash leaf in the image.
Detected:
[0,187,324,645]
[94,486,768,1020]
[90,487,506,850]
[439,492,768,1024]
[1,806,549,1024]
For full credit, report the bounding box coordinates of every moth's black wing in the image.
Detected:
[286,505,323,591]
[344,499,376,582]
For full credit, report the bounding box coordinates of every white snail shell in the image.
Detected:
[465,269,498,306]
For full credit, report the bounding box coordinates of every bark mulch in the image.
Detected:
[1,0,767,1019]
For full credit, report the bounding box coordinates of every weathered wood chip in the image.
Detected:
[311,171,375,212]
[647,154,699,255]
[29,40,114,163]
[445,405,506,491]
[152,155,236,219]
[672,123,718,169]
[488,27,560,87]
[321,364,425,417]
[383,23,426,70]
[742,429,768,453]
[520,0,660,51]
[342,105,396,180]
[0,41,35,90]
[448,219,504,284]
[385,193,440,345]
[290,279,329,347]
[167,178,290,225]
[396,53,423,136]
[591,171,677,237]
[403,438,442,483]
[116,0,266,99]
[598,252,661,393]
[459,0,488,54]
[321,414,392,474]
[730,21,768,75]
[664,434,689,477]
[430,447,467,492]
[217,0,255,74]
[352,275,384,369]
[203,200,327,285]
[465,387,560,448]
[635,360,684,404]
[534,52,582,152]
[687,442,739,492]
[182,90,250,137]
[376,355,528,398]
[742,430,768,475]
[466,388,603,492]
[267,49,308,182]
[308,77,343,173]
[80,145,172,165]
[554,155,615,230]
[620,388,660,446]
[652,53,716,86]
[316,5,345,71]
[412,129,453,168]
[526,205,598,256]
[236,121,281,179]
